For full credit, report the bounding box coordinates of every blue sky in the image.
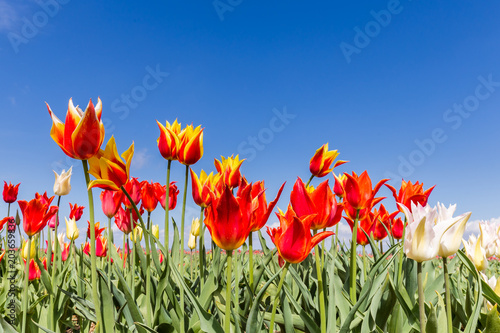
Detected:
[1,0,499,246]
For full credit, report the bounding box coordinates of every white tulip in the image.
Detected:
[53,166,72,196]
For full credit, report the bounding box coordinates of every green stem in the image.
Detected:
[249,232,254,294]
[397,217,407,286]
[350,210,360,303]
[164,159,172,252]
[82,160,102,333]
[269,262,290,333]
[146,212,153,326]
[305,174,314,187]
[199,206,205,291]
[123,233,127,273]
[21,235,31,333]
[417,261,426,332]
[179,165,189,333]
[362,246,367,283]
[107,216,112,292]
[225,250,233,333]
[443,257,453,333]
[321,227,326,268]
[313,230,326,333]
[132,236,137,299]
[190,249,193,281]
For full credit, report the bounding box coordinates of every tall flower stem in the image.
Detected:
[349,210,360,303]
[362,246,368,282]
[179,164,189,333]
[164,160,172,252]
[305,174,314,187]
[199,207,205,291]
[225,250,233,333]
[321,227,326,268]
[443,257,453,333]
[313,230,326,333]
[107,217,113,291]
[269,262,290,333]
[21,235,32,333]
[146,212,153,325]
[132,237,137,299]
[249,232,254,294]
[49,195,61,330]
[397,217,407,286]
[417,261,426,332]
[82,160,102,333]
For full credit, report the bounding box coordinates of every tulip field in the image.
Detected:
[2,98,500,333]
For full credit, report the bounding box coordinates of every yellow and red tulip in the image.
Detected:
[156,119,181,161]
[309,143,346,178]
[214,155,245,188]
[178,124,203,165]
[23,258,41,281]
[83,236,108,257]
[46,98,105,160]
[190,169,220,207]
[18,193,58,237]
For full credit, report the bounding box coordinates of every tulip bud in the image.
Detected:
[190,218,201,237]
[152,224,160,239]
[65,217,80,240]
[21,237,37,259]
[53,167,72,196]
[130,226,143,243]
[188,233,197,250]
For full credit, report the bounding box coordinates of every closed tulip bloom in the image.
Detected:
[190,217,201,237]
[190,169,220,208]
[152,225,160,239]
[88,136,134,191]
[188,233,197,250]
[249,181,285,232]
[204,183,253,251]
[436,203,471,258]
[123,177,142,209]
[290,178,342,231]
[333,173,347,198]
[386,180,435,213]
[18,194,58,237]
[21,237,37,260]
[178,124,203,165]
[214,155,245,188]
[100,190,124,219]
[155,182,179,210]
[371,205,398,241]
[46,98,105,160]
[114,207,135,234]
[463,234,488,271]
[65,217,80,240]
[23,259,41,281]
[267,206,333,264]
[130,226,143,243]
[391,217,404,239]
[479,221,498,258]
[140,180,158,212]
[47,214,58,229]
[344,171,388,212]
[3,181,20,203]
[69,203,85,221]
[156,119,181,160]
[53,167,72,196]
[309,143,346,178]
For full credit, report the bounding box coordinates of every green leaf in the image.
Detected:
[98,270,116,333]
[484,305,500,333]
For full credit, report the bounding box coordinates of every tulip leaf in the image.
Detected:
[98,270,116,333]
[484,305,500,333]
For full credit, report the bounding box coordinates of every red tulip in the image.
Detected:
[178,124,204,165]
[309,143,346,178]
[123,177,141,209]
[267,206,333,264]
[345,213,376,246]
[23,259,41,281]
[100,190,124,219]
[214,155,244,188]
[3,181,20,203]
[69,203,85,221]
[114,207,136,234]
[83,236,107,257]
[0,216,13,231]
[290,178,343,230]
[371,205,398,241]
[190,169,219,208]
[140,180,159,212]
[391,217,404,239]
[386,180,435,213]
[46,98,105,160]
[156,119,181,161]
[87,221,105,239]
[155,182,179,211]
[248,181,285,232]
[18,194,58,237]
[344,171,388,212]
[204,183,253,251]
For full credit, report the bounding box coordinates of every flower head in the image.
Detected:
[100,190,124,219]
[53,167,72,196]
[309,143,346,178]
[18,193,58,237]
[65,217,80,240]
[156,119,181,161]
[214,155,245,188]
[155,182,179,211]
[3,181,20,203]
[386,180,435,213]
[69,203,85,221]
[178,124,203,165]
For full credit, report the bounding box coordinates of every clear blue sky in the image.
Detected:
[1,1,499,245]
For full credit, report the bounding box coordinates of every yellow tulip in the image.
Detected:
[65,217,80,240]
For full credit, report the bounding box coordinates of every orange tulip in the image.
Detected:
[214,155,245,188]
[345,212,376,246]
[140,180,158,212]
[248,181,285,232]
[386,180,435,213]
[87,221,106,239]
[18,194,58,237]
[267,206,333,264]
[204,183,253,251]
[156,119,181,160]
[87,136,134,191]
[178,124,203,165]
[309,143,346,178]
[46,98,104,160]
[343,171,388,215]
[154,182,179,210]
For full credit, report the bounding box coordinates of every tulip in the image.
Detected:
[290,178,342,231]
[188,232,197,250]
[47,214,58,229]
[83,236,108,257]
[248,181,285,232]
[191,169,220,208]
[178,124,203,165]
[123,177,141,209]
[18,194,58,237]
[190,217,201,237]
[386,179,435,213]
[309,143,346,178]
[130,226,143,243]
[152,225,160,239]
[3,181,20,203]
[87,221,106,239]
[140,180,159,212]
[46,98,104,160]
[214,155,245,188]
[345,213,376,246]
[156,119,181,161]
[0,250,5,262]
[204,183,253,251]
[463,234,488,271]
[69,203,85,221]
[53,167,72,196]
[21,237,37,260]
[479,221,498,258]
[87,136,134,191]
[343,171,388,213]
[436,203,471,258]
[23,259,41,281]
[155,182,179,210]
[65,217,79,240]
[333,173,347,198]
[480,272,500,310]
[114,207,135,234]
[391,217,404,239]
[371,205,398,241]
[100,190,124,219]
[267,206,333,264]
[0,216,13,231]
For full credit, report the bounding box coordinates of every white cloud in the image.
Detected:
[0,1,18,32]
[131,148,150,170]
